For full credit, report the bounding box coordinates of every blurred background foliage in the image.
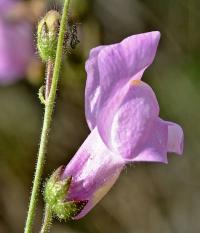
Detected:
[0,0,200,232]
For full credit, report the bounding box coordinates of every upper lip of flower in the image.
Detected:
[85,31,161,130]
[84,31,183,161]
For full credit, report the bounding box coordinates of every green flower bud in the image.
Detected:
[44,166,88,220]
[37,10,61,61]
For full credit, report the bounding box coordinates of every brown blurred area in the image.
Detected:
[0,0,200,232]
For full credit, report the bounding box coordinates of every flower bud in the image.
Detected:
[44,166,88,220]
[37,10,60,61]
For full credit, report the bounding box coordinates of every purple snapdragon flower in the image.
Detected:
[0,0,33,84]
[52,31,183,219]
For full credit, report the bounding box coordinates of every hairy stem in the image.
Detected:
[40,205,53,233]
[24,1,71,232]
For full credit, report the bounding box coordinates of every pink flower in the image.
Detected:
[48,31,184,220]
[0,0,33,84]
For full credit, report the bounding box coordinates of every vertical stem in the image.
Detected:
[24,1,71,233]
[45,60,54,100]
[40,205,53,233]
[24,98,54,233]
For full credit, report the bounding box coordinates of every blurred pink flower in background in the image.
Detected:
[0,0,34,85]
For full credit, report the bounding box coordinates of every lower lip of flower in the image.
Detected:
[92,167,123,207]
[74,166,124,219]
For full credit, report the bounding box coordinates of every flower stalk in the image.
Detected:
[24,1,71,233]
[40,205,53,233]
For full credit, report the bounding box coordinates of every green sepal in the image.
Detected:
[44,166,71,207]
[44,166,88,220]
[53,200,88,220]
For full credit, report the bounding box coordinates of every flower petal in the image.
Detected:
[166,121,184,155]
[98,31,160,105]
[62,127,124,219]
[97,81,159,159]
[85,31,160,130]
[131,119,168,163]
[85,46,105,130]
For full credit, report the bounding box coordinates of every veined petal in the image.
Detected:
[62,127,124,219]
[97,80,159,159]
[131,119,168,163]
[98,31,160,106]
[85,31,160,130]
[85,46,105,130]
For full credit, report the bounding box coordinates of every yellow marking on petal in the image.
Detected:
[131,80,141,86]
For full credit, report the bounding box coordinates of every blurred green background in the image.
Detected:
[0,0,200,232]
